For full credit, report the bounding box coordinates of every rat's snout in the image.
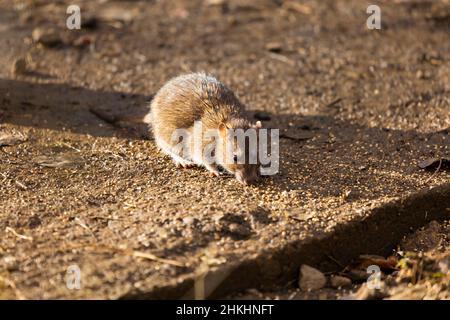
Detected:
[235,169,258,185]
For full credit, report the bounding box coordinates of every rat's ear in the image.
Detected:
[219,122,227,137]
[254,121,262,129]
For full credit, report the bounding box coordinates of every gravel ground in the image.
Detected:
[0,0,449,299]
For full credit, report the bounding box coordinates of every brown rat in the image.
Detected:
[147,72,261,185]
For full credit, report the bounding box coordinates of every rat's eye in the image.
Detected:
[233,155,238,163]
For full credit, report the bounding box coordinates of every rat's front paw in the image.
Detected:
[205,164,221,177]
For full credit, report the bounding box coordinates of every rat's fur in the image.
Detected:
[148,73,260,184]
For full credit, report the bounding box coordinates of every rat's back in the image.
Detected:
[149,72,243,143]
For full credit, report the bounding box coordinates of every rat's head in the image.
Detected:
[217,119,262,185]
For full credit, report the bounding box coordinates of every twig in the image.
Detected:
[0,275,26,300]
[326,253,345,269]
[0,172,27,190]
[267,52,296,66]
[14,180,27,190]
[325,98,342,108]
[131,250,185,267]
[60,242,186,267]
[423,158,442,184]
[5,227,33,241]
[74,217,97,240]
[61,142,81,152]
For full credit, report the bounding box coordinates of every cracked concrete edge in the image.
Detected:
[120,183,450,300]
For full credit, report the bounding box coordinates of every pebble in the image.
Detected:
[330,275,352,288]
[298,264,327,291]
[32,27,62,47]
[11,57,27,75]
[228,223,251,237]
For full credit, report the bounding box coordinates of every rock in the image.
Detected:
[265,42,283,53]
[32,27,61,47]
[330,275,352,288]
[437,255,449,274]
[28,216,41,229]
[98,6,140,23]
[1,256,19,271]
[182,216,195,225]
[11,58,27,75]
[228,222,251,237]
[298,264,327,291]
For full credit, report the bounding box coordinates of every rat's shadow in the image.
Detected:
[1,78,448,203]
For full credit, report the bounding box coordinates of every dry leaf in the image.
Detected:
[0,132,27,147]
[418,157,450,170]
[33,154,82,168]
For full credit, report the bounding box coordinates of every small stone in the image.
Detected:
[28,215,41,229]
[330,275,352,288]
[11,58,27,75]
[212,213,224,223]
[1,256,19,271]
[182,216,195,225]
[265,42,283,53]
[437,256,449,274]
[228,223,251,237]
[32,27,61,47]
[299,264,327,291]
[201,224,215,233]
[288,208,314,221]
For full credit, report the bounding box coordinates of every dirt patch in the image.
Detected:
[0,0,449,299]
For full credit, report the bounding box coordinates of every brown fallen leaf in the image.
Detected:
[350,254,399,272]
[33,153,83,168]
[287,208,314,221]
[418,157,450,170]
[0,132,27,147]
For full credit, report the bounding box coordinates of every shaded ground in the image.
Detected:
[230,219,450,300]
[0,0,449,299]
